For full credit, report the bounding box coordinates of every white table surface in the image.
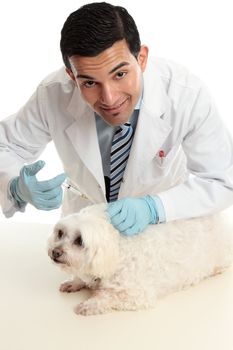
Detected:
[0,220,233,350]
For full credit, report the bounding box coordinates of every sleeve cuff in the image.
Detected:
[4,179,27,217]
[152,195,166,223]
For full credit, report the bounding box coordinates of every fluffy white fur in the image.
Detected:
[48,204,233,316]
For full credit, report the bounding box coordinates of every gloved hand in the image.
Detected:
[107,196,158,236]
[10,160,67,210]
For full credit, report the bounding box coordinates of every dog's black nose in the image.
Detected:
[52,248,63,259]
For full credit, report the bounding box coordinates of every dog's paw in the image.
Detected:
[74,299,107,316]
[59,280,85,293]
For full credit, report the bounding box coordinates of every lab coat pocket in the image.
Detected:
[136,143,185,196]
[155,143,181,171]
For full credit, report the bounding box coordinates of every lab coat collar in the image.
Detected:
[67,84,87,119]
[142,60,171,120]
[66,87,106,195]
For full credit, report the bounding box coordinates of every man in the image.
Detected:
[0,2,233,235]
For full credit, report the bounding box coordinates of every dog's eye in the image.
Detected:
[73,235,83,247]
[57,229,64,239]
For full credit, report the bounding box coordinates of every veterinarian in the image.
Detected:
[0,2,233,235]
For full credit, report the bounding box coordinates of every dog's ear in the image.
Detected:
[85,220,119,279]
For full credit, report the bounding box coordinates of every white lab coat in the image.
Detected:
[0,57,233,220]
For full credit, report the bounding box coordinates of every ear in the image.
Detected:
[86,222,119,279]
[65,68,76,82]
[137,45,149,72]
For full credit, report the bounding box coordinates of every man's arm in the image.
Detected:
[0,85,52,217]
[107,85,233,234]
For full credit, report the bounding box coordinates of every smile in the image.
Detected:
[100,98,129,113]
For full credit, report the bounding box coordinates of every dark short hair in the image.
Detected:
[60,2,141,69]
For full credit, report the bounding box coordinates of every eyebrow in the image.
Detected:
[76,61,130,80]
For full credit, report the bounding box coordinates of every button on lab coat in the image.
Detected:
[0,57,233,220]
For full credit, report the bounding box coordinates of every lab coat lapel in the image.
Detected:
[65,88,105,191]
[120,69,172,196]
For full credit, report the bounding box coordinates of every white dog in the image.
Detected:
[48,204,233,316]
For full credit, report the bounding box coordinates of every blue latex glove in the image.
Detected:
[10,160,67,210]
[107,196,158,235]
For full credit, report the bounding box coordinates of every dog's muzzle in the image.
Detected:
[51,248,63,263]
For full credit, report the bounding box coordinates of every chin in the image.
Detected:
[103,113,133,126]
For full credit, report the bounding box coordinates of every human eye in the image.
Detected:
[81,80,97,88]
[115,71,127,80]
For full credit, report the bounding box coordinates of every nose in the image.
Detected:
[52,248,63,260]
[100,84,117,105]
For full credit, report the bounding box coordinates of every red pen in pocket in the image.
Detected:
[158,150,165,165]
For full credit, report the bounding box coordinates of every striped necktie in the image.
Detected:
[109,122,134,202]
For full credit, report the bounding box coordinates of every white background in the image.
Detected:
[0,0,232,223]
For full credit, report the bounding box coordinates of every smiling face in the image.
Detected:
[66,40,148,126]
